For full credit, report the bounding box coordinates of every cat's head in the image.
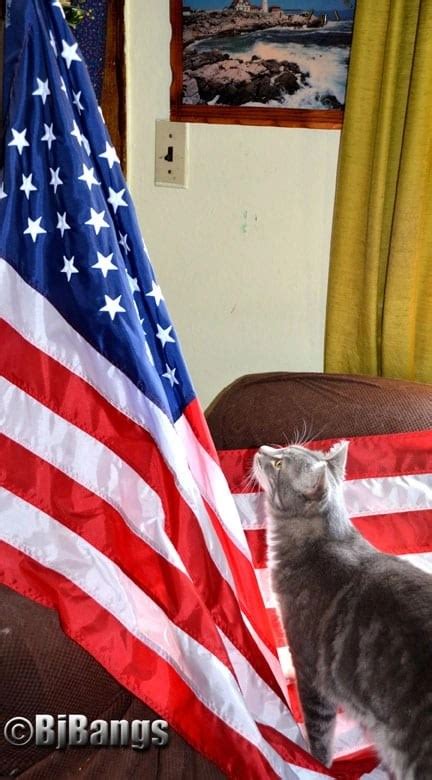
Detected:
[253,441,349,515]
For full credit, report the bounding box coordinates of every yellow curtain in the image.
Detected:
[324,0,432,381]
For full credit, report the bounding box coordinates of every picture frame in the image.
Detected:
[72,0,126,168]
[170,1,356,130]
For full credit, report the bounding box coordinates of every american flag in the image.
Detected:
[0,2,330,777]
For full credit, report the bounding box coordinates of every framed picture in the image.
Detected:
[170,1,356,129]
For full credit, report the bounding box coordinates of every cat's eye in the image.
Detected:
[273,460,283,470]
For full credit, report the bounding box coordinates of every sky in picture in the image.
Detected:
[185,1,354,11]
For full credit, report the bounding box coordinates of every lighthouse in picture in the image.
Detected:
[262,0,269,11]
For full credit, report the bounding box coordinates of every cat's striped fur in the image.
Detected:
[253,441,432,779]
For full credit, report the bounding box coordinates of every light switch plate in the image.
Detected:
[155,120,189,188]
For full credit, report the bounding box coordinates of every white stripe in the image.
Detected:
[400,552,432,574]
[277,646,295,680]
[344,474,432,517]
[235,491,268,530]
[234,472,432,531]
[219,629,305,748]
[0,377,187,574]
[0,489,328,780]
[241,609,288,695]
[175,414,252,558]
[0,258,236,593]
[256,567,278,609]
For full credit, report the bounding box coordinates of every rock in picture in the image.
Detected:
[182,0,356,109]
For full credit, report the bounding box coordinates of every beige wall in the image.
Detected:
[126,1,340,409]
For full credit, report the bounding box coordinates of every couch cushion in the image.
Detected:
[206,372,432,450]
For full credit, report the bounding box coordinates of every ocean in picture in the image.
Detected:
[182,1,356,109]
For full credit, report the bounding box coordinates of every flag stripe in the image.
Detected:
[219,431,432,493]
[235,495,432,556]
[175,412,281,659]
[0,493,329,780]
[232,479,432,533]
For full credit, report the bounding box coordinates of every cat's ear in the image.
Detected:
[303,462,327,500]
[326,440,349,480]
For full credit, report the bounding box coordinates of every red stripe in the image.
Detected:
[219,430,432,493]
[182,401,278,656]
[353,510,432,556]
[1,323,284,700]
[0,542,290,780]
[267,608,287,648]
[245,511,432,563]
[1,435,231,669]
[184,398,218,460]
[203,497,277,654]
[246,529,268,568]
[257,723,332,777]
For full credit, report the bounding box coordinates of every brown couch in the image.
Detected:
[2,372,432,778]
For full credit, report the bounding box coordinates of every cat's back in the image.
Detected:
[319,553,432,778]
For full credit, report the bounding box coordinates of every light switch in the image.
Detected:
[155,120,189,188]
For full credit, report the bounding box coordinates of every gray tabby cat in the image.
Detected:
[253,441,432,780]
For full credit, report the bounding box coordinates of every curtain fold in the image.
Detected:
[325,0,432,382]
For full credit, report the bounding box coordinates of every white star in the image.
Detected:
[52,0,66,17]
[78,164,100,190]
[107,187,128,214]
[20,173,37,200]
[49,29,58,56]
[98,142,120,169]
[162,364,179,388]
[24,216,46,243]
[56,211,71,237]
[61,255,79,282]
[98,106,106,124]
[49,167,63,193]
[126,270,140,294]
[60,76,67,94]
[0,182,8,200]
[72,90,84,114]
[8,128,29,155]
[155,323,176,348]
[145,280,164,307]
[85,208,110,235]
[32,78,51,104]
[70,122,90,156]
[118,232,130,254]
[41,123,56,150]
[70,120,82,144]
[61,39,82,69]
[92,251,117,278]
[99,294,126,321]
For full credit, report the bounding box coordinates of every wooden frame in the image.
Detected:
[170,1,356,130]
[100,0,126,169]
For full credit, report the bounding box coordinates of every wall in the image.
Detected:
[125,1,341,409]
